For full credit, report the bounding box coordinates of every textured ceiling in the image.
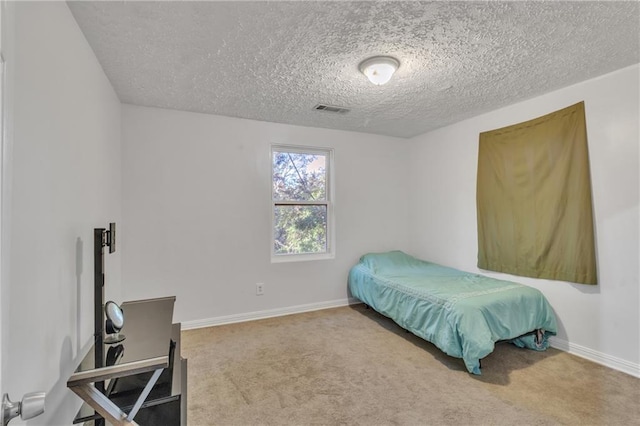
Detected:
[67,1,640,138]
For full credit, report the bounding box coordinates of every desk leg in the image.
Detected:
[68,384,138,426]
[70,367,165,425]
[126,368,164,422]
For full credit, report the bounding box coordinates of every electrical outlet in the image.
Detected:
[256,283,264,296]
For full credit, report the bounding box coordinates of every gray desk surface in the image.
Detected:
[68,296,175,385]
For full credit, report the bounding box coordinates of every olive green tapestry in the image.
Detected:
[476,101,597,284]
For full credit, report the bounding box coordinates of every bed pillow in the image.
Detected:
[360,250,424,274]
[359,251,467,277]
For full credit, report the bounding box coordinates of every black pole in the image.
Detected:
[94,228,105,426]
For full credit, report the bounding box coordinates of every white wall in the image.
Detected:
[4,2,122,424]
[121,105,410,325]
[1,5,636,426]
[408,65,640,376]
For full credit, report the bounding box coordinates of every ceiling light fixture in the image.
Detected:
[359,56,400,86]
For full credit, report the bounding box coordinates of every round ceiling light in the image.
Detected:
[359,56,400,86]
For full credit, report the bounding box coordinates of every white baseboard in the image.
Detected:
[181,297,361,330]
[549,336,640,378]
[182,302,639,379]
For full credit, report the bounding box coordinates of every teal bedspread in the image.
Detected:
[348,251,557,374]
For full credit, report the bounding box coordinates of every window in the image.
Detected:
[271,145,334,262]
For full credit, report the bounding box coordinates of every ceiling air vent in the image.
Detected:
[314,104,350,114]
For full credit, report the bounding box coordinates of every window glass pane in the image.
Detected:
[274,205,327,255]
[273,151,326,201]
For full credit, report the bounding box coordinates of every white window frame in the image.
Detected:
[271,144,335,263]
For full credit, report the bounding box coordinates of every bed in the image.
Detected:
[348,251,557,374]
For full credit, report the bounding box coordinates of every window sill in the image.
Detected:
[271,252,335,263]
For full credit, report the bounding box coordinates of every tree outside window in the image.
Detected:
[271,146,334,261]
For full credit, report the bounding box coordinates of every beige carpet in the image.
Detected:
[182,304,640,426]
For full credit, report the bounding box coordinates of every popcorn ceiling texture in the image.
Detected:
[68,1,639,138]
